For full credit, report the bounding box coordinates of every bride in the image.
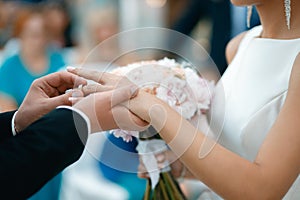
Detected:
[69,0,300,199]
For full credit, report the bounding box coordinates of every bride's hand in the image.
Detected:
[67,67,171,131]
[67,67,132,94]
[73,85,149,133]
[67,67,152,130]
[67,67,149,116]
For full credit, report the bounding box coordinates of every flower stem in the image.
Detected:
[159,177,170,200]
[143,179,151,200]
[161,172,176,200]
[165,172,187,200]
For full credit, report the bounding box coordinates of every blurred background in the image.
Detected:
[0,0,259,199]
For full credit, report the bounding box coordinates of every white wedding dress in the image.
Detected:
[211,25,300,199]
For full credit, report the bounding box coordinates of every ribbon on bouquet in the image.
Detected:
[136,139,171,189]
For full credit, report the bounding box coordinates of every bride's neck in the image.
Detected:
[256,0,300,39]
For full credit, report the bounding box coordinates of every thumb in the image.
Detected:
[111,85,138,107]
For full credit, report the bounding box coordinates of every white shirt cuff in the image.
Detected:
[11,111,18,136]
[57,106,91,134]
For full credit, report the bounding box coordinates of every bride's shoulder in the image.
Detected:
[225,31,248,65]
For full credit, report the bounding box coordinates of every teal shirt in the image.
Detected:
[0,52,65,106]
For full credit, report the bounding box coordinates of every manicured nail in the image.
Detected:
[66,66,75,71]
[68,97,78,102]
[72,90,82,97]
[130,86,139,98]
[78,84,83,90]
[65,89,73,94]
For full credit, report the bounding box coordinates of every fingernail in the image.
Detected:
[66,66,75,71]
[65,89,73,94]
[130,86,139,98]
[77,84,83,90]
[72,90,82,97]
[68,97,78,102]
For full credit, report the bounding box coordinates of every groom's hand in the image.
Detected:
[15,71,87,132]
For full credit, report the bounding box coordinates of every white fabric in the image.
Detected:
[212,25,300,199]
[136,139,170,189]
[11,111,18,136]
[11,106,91,136]
[59,133,129,200]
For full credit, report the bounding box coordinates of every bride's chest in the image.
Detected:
[212,45,298,160]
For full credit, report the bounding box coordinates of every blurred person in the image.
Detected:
[0,7,65,111]
[43,1,73,48]
[0,6,65,200]
[76,6,119,64]
[0,1,20,56]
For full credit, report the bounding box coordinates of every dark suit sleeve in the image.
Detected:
[0,111,15,142]
[0,108,88,199]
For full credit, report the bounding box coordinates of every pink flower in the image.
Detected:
[184,68,214,110]
[110,58,214,142]
[110,129,139,142]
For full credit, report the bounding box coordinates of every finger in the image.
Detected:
[130,112,149,128]
[46,71,86,88]
[65,88,84,96]
[37,71,87,95]
[67,67,115,85]
[138,171,150,179]
[46,92,73,109]
[56,76,87,94]
[48,89,84,107]
[68,89,85,104]
[111,85,139,107]
[116,103,149,128]
[82,84,113,96]
[138,160,150,178]
[138,163,148,174]
[69,97,84,104]
[112,106,149,131]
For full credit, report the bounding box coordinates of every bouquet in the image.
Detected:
[110,58,214,199]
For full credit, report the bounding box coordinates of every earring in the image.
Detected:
[247,6,253,28]
[284,0,291,30]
